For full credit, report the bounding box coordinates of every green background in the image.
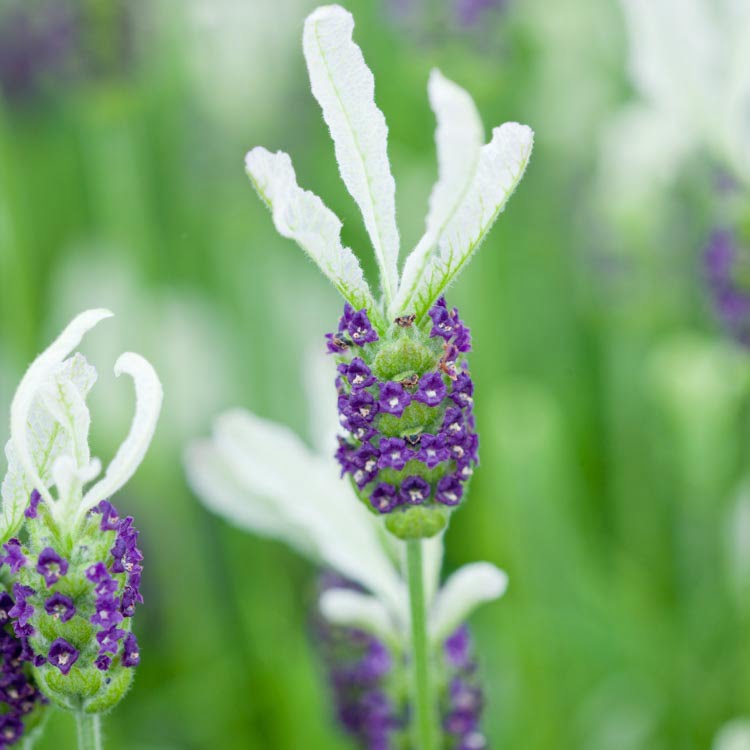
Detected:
[1,0,748,747]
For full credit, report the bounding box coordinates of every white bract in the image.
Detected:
[1,310,163,538]
[185,351,507,643]
[714,720,750,750]
[245,4,533,323]
[600,0,750,212]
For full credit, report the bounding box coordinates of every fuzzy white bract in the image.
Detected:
[601,0,750,212]
[245,4,533,323]
[1,310,163,537]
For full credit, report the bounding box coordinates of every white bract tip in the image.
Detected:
[79,352,163,523]
[429,562,508,644]
[319,588,398,644]
[1,311,162,537]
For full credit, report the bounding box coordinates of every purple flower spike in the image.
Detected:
[399,476,431,505]
[417,434,450,469]
[25,489,42,519]
[344,358,376,389]
[122,632,140,667]
[436,475,464,506]
[414,372,447,406]
[379,381,411,416]
[347,310,379,345]
[370,484,398,514]
[91,596,124,628]
[378,438,411,471]
[36,547,68,587]
[44,593,76,622]
[48,638,79,675]
[2,539,26,574]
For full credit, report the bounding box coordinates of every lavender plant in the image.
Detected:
[0,310,162,748]
[188,4,532,747]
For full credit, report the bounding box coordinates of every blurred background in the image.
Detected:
[1,0,750,747]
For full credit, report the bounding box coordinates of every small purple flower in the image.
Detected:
[444,626,472,669]
[122,632,140,667]
[2,538,26,574]
[48,638,79,675]
[348,390,379,425]
[96,500,121,531]
[0,593,13,625]
[378,438,411,471]
[91,596,124,628]
[347,310,379,345]
[24,489,42,519]
[36,547,68,587]
[414,372,447,406]
[450,372,474,407]
[417,434,450,469]
[429,303,458,340]
[378,381,411,417]
[442,407,466,443]
[85,562,110,583]
[96,627,127,655]
[436,475,464,506]
[121,586,142,617]
[44,593,76,622]
[95,653,112,671]
[8,584,35,626]
[0,715,23,744]
[370,484,398,514]
[343,358,376,389]
[399,476,430,505]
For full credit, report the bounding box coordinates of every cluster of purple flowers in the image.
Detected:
[314,578,487,749]
[0,590,46,748]
[329,299,478,519]
[0,493,142,677]
[704,228,750,346]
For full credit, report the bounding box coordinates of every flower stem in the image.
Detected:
[406,539,438,750]
[76,713,102,750]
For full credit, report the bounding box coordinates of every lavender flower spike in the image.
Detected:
[1,310,162,728]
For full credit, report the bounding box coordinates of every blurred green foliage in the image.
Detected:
[0,0,748,748]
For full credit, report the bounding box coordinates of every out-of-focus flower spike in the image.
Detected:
[429,562,508,644]
[79,352,163,522]
[10,309,113,509]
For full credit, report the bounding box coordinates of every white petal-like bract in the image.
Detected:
[394,71,484,317]
[9,309,112,508]
[303,5,400,305]
[429,562,508,643]
[186,408,406,619]
[319,588,398,644]
[245,147,377,316]
[79,352,163,521]
[398,123,533,320]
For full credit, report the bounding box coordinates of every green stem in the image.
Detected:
[406,539,438,750]
[76,713,102,750]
